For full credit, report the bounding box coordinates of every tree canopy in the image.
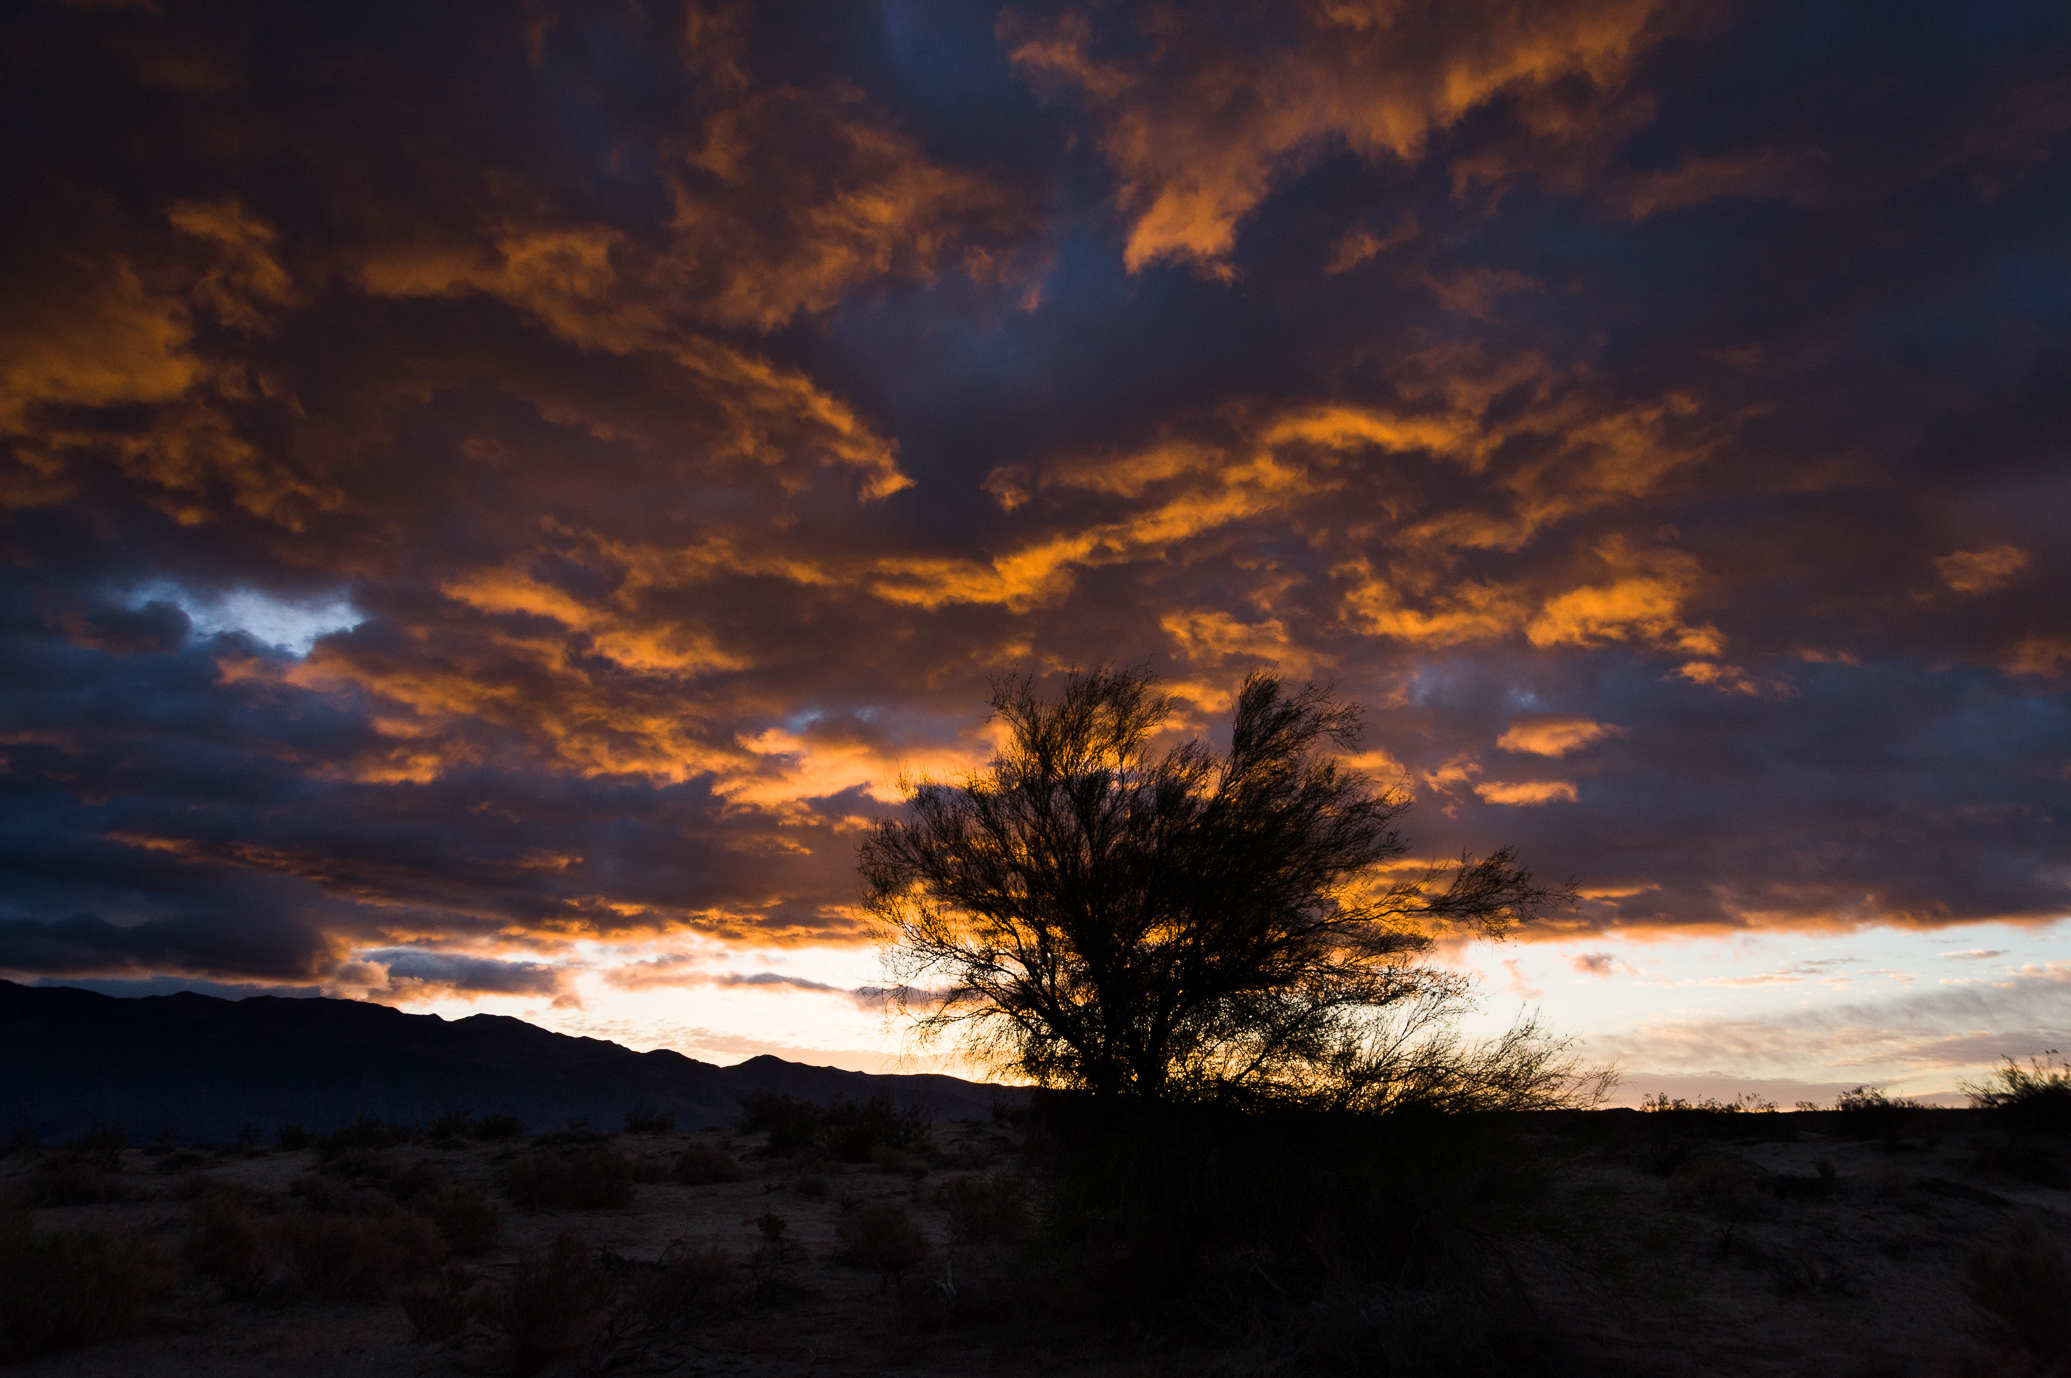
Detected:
[861,667,1586,1108]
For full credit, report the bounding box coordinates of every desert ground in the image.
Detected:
[4,1104,2066,1377]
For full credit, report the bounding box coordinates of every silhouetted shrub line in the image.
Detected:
[506,1146,636,1210]
[735,1091,932,1163]
[0,1207,171,1362]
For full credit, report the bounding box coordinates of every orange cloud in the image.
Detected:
[1474,779,1580,805]
[1936,544,2029,595]
[1527,541,1719,653]
[1005,0,1672,273]
[1498,717,1626,757]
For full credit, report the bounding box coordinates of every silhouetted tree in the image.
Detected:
[862,667,1586,1107]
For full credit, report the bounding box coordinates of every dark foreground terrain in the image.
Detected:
[4,1094,2067,1377]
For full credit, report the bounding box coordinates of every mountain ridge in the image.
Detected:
[0,979,1012,1141]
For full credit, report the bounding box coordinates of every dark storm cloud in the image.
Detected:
[0,0,2065,991]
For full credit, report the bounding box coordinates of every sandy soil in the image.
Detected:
[6,1114,2066,1377]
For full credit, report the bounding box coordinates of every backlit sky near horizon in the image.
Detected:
[3,0,2066,1103]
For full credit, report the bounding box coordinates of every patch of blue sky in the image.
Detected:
[128,581,362,656]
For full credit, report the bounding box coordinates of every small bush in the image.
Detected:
[671,1143,744,1185]
[623,1106,676,1135]
[737,1092,822,1153]
[506,1146,636,1209]
[1964,1218,2071,1365]
[630,1241,734,1329]
[495,1230,616,1377]
[836,1202,929,1286]
[870,1143,929,1178]
[475,1114,526,1142]
[1665,1152,1764,1218]
[1835,1085,1926,1143]
[824,1095,932,1163]
[1965,1056,2071,1137]
[413,1183,505,1253]
[0,1208,169,1362]
[277,1124,315,1150]
[401,1263,480,1341]
[940,1171,1034,1244]
[24,1155,132,1206]
[183,1194,272,1294]
[273,1209,447,1302]
[1640,1092,1777,1113]
[73,1122,126,1166]
[186,1192,446,1302]
[317,1116,413,1160]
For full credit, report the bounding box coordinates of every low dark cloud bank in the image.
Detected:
[0,0,2065,992]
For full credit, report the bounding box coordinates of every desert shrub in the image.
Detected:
[836,1202,929,1286]
[24,1154,132,1206]
[277,1124,315,1150]
[1024,1093,1562,1324]
[736,1092,822,1153]
[325,1149,398,1185]
[475,1114,525,1142]
[940,1170,1034,1244]
[186,1191,446,1301]
[183,1193,272,1293]
[1963,1218,2071,1365]
[0,1208,169,1362]
[1835,1086,1926,1143]
[494,1230,616,1377]
[73,1122,126,1166]
[870,1144,929,1178]
[1640,1092,1777,1114]
[1971,1141,2070,1188]
[401,1263,480,1341]
[5,1125,37,1156]
[1964,1056,2071,1137]
[629,1241,734,1329]
[672,1143,744,1185]
[317,1116,413,1160]
[629,1155,671,1184]
[823,1095,931,1163]
[506,1146,636,1209]
[273,1209,446,1302]
[623,1106,676,1135]
[412,1183,505,1253]
[1667,1155,1763,1217]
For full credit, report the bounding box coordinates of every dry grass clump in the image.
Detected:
[939,1170,1034,1243]
[736,1091,933,1163]
[622,1106,676,1135]
[835,1202,929,1287]
[413,1183,505,1253]
[0,1207,170,1362]
[626,1240,735,1329]
[670,1143,745,1185]
[1963,1218,2071,1368]
[1964,1057,2071,1136]
[400,1263,480,1341]
[506,1145,636,1209]
[21,1153,136,1206]
[496,1229,617,1376]
[183,1190,447,1301]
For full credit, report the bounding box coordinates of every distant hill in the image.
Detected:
[0,980,1015,1142]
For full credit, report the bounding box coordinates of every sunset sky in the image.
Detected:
[3,0,2066,1105]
